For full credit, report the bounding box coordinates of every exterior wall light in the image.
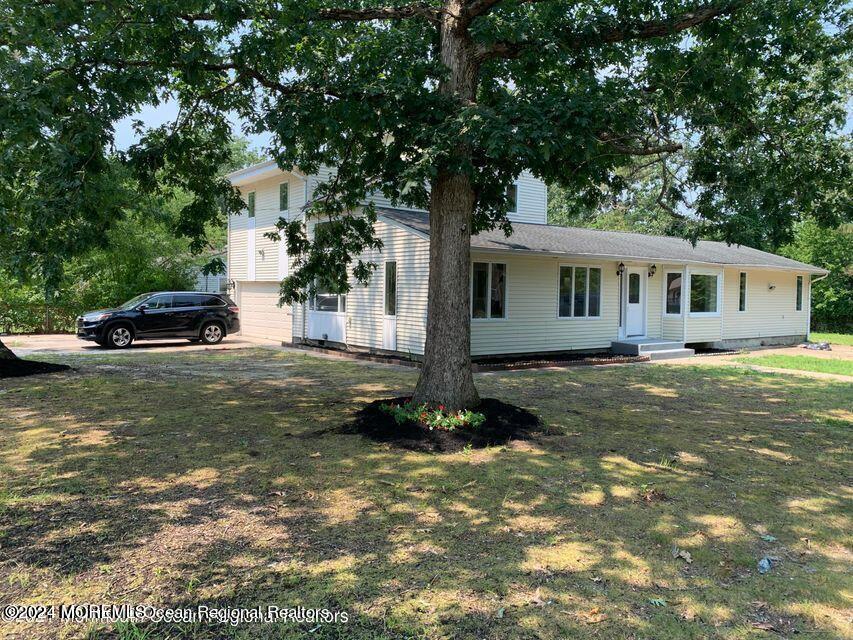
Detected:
[648,264,657,278]
[617,262,625,276]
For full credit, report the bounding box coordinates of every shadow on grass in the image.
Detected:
[0,351,850,639]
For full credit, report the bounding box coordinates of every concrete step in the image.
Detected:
[611,340,686,355]
[637,341,685,353]
[647,348,695,360]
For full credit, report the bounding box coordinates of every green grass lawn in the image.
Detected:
[735,353,853,376]
[809,332,853,346]
[1,348,851,639]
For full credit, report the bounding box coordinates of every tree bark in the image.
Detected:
[413,172,480,409]
[412,0,481,410]
[0,337,18,360]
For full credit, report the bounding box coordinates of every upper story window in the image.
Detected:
[665,272,682,315]
[247,191,256,218]
[507,184,518,213]
[472,262,506,319]
[279,182,289,211]
[796,275,803,311]
[559,266,601,318]
[739,272,747,312]
[690,273,719,314]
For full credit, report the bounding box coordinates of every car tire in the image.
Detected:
[106,324,134,349]
[199,321,225,345]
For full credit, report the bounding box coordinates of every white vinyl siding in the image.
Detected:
[508,171,547,224]
[721,268,809,340]
[470,254,618,356]
[294,218,430,354]
[228,172,307,286]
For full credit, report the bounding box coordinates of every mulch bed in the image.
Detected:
[0,358,71,379]
[472,351,647,371]
[343,396,544,453]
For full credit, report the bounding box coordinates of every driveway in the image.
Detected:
[4,333,282,356]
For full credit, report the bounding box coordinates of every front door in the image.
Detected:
[625,268,645,337]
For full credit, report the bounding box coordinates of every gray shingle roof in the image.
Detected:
[377,208,827,274]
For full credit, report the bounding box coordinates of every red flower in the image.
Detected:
[438,404,445,411]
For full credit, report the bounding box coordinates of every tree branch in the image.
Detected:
[597,133,682,156]
[477,0,749,61]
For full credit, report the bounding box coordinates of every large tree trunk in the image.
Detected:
[411,0,480,410]
[0,337,18,360]
[412,172,480,409]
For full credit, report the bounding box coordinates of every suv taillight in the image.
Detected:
[228,306,239,313]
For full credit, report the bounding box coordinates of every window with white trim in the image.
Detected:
[507,184,518,213]
[385,261,397,316]
[738,272,747,312]
[665,272,682,315]
[690,273,719,314]
[796,275,803,311]
[247,191,256,218]
[472,262,506,319]
[559,266,601,318]
[279,182,289,211]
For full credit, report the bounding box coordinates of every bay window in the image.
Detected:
[665,272,682,315]
[690,273,719,314]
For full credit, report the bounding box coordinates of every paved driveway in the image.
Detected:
[5,333,281,356]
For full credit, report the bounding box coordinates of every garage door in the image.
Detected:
[238,282,292,341]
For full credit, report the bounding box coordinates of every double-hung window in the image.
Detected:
[796,276,803,311]
[690,273,720,314]
[558,266,601,318]
[472,262,506,319]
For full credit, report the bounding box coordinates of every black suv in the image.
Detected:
[76,292,240,348]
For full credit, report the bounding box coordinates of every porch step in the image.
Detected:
[647,348,696,360]
[611,339,687,356]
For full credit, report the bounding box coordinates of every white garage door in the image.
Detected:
[238,282,292,341]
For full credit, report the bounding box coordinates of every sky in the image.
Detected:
[113,100,272,153]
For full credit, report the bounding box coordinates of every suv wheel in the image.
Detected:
[200,322,224,345]
[107,325,134,349]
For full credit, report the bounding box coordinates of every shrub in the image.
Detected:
[380,399,486,432]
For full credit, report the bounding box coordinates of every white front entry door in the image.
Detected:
[625,268,646,337]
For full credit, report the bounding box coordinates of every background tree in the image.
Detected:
[1,0,850,402]
[780,220,853,331]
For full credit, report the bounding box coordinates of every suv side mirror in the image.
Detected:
[137,304,148,312]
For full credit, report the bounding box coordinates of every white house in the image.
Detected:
[226,161,827,359]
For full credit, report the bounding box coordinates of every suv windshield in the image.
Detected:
[118,293,152,310]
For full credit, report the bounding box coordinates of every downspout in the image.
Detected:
[719,267,725,344]
[807,272,829,341]
[300,172,310,342]
[682,265,689,344]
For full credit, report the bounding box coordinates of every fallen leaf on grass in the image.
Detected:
[578,607,607,624]
[309,452,321,458]
[649,598,667,607]
[671,545,693,563]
